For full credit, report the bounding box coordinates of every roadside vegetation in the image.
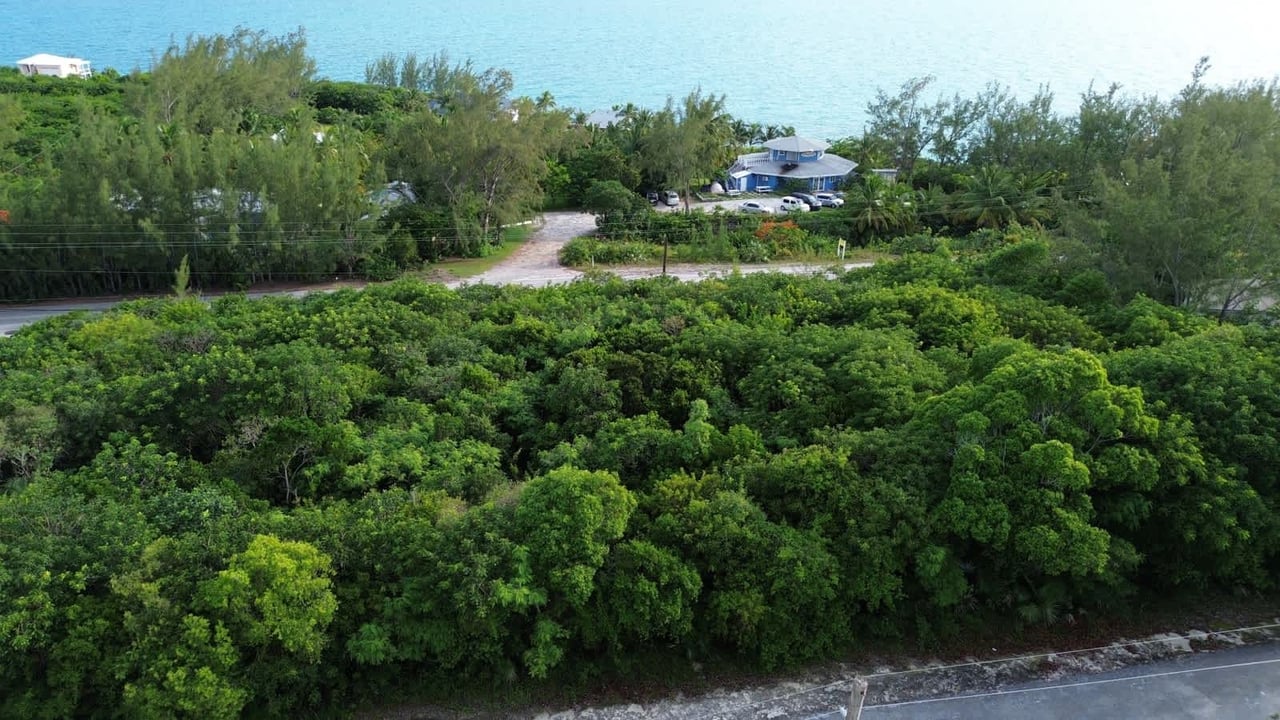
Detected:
[573,66,1280,319]
[4,237,1280,717]
[0,31,785,301]
[0,32,568,299]
[2,25,1280,720]
[415,224,533,280]
[2,32,1276,313]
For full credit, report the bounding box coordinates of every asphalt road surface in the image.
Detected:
[0,299,122,336]
[0,210,868,336]
[0,290,311,337]
[809,641,1280,720]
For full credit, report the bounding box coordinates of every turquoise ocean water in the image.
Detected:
[3,0,1276,138]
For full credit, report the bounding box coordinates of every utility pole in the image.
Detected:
[662,233,669,276]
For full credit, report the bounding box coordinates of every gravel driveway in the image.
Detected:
[451,209,868,290]
[455,211,598,287]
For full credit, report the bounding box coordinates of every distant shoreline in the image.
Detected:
[7,0,1276,139]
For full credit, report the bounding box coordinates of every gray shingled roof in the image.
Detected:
[731,151,857,179]
[763,136,830,153]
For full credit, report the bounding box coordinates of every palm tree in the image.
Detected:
[915,183,950,231]
[615,103,654,156]
[730,119,763,146]
[761,124,795,141]
[952,166,1054,229]
[846,175,914,237]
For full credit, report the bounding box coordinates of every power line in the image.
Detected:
[0,148,50,177]
[0,236,381,248]
[57,219,454,242]
[0,282,368,305]
[0,199,1061,247]
[0,268,370,276]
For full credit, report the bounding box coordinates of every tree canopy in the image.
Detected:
[3,241,1279,715]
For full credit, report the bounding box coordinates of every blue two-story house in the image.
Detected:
[725,136,857,193]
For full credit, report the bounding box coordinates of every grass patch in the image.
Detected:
[559,236,662,266]
[788,246,889,264]
[426,225,532,279]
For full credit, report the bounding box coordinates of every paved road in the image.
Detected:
[809,641,1280,720]
[0,209,867,335]
[0,289,313,337]
[0,299,121,336]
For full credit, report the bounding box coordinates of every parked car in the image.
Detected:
[739,201,773,214]
[646,191,659,204]
[815,192,844,207]
[790,192,822,210]
[779,196,810,213]
[663,190,680,206]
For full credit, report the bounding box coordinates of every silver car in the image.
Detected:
[739,201,773,214]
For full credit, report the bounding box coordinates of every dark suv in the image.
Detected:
[790,192,822,210]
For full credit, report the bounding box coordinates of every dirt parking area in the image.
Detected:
[453,212,596,287]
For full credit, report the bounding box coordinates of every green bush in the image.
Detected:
[674,232,739,263]
[890,232,949,255]
[308,80,390,115]
[359,254,400,281]
[559,237,661,266]
[733,236,774,263]
[5,255,1280,717]
[950,227,1008,253]
[794,210,859,241]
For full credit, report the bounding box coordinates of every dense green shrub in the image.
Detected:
[559,237,661,265]
[3,257,1279,716]
[5,36,1280,715]
[890,231,949,255]
[308,80,392,115]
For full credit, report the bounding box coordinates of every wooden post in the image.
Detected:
[848,677,868,720]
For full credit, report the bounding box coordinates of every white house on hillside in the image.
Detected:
[16,54,92,78]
